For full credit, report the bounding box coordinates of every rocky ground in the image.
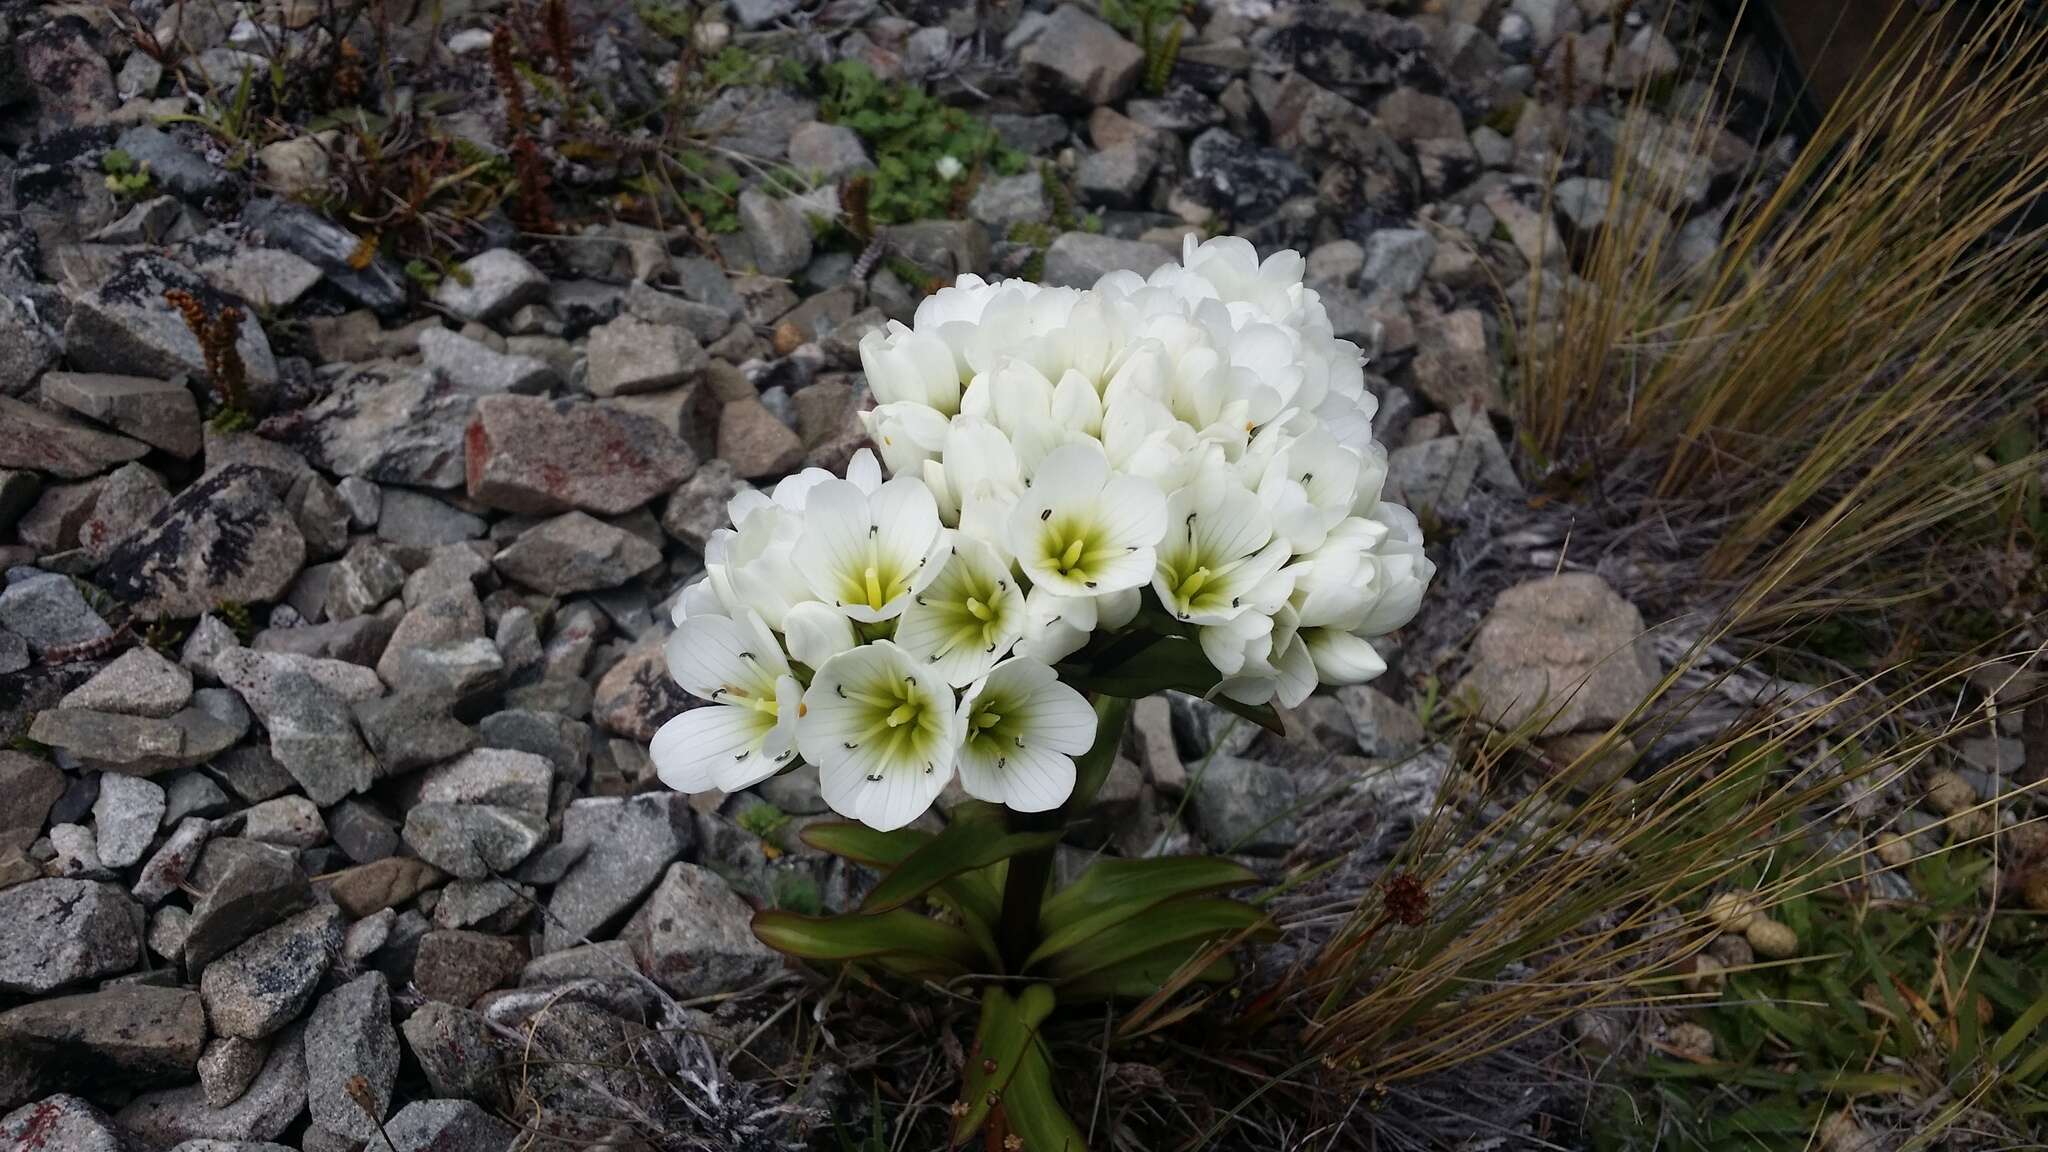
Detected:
[5,0,2030,1148]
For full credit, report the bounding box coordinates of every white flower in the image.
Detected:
[893,536,1027,687]
[1006,441,1167,598]
[1352,502,1435,637]
[781,600,859,668]
[798,641,961,830]
[859,323,964,414]
[955,657,1097,812]
[861,400,951,479]
[1212,605,1316,709]
[936,154,964,180]
[1303,627,1388,685]
[651,611,802,793]
[793,476,949,623]
[1153,471,1294,625]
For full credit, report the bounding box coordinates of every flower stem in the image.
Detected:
[996,695,1132,972]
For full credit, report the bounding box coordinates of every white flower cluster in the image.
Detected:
[654,236,1434,830]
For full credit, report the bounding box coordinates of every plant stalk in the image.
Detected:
[996,695,1132,972]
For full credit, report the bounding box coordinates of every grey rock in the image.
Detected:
[687,85,817,161]
[967,172,1051,235]
[1360,229,1437,303]
[882,220,992,281]
[116,1025,307,1147]
[182,838,314,972]
[354,694,477,776]
[377,488,486,548]
[326,800,400,864]
[63,646,194,717]
[92,773,167,869]
[0,470,41,533]
[1,1095,129,1152]
[1337,685,1424,760]
[40,372,203,459]
[420,749,554,815]
[78,462,172,563]
[197,1035,268,1108]
[622,283,731,343]
[1042,232,1175,288]
[62,252,279,389]
[543,794,692,951]
[325,541,405,620]
[412,929,526,1004]
[0,753,63,854]
[383,1099,519,1152]
[402,804,548,879]
[399,1002,502,1105]
[238,797,325,848]
[1456,573,1661,736]
[326,856,444,919]
[1190,754,1299,855]
[660,460,748,549]
[520,940,636,985]
[479,710,589,784]
[99,465,306,622]
[624,862,780,998]
[738,188,814,278]
[133,817,213,906]
[433,249,548,323]
[0,632,26,675]
[214,661,377,807]
[27,700,246,778]
[1384,436,1477,515]
[419,328,556,395]
[1020,4,1143,108]
[161,772,230,824]
[0,394,150,480]
[201,903,344,1039]
[335,478,380,529]
[787,121,870,181]
[115,125,231,199]
[89,195,184,245]
[0,297,59,401]
[0,880,141,994]
[585,314,707,397]
[729,274,800,327]
[432,878,531,933]
[303,972,397,1139]
[0,571,111,654]
[1076,141,1158,208]
[1374,87,1465,142]
[1409,304,1503,414]
[589,633,689,742]
[728,0,800,28]
[214,645,382,706]
[241,197,407,315]
[0,984,205,1110]
[15,479,99,553]
[376,637,504,702]
[148,907,192,963]
[48,824,107,879]
[466,395,695,517]
[1182,127,1312,224]
[301,364,473,489]
[192,246,325,313]
[494,512,662,595]
[716,399,804,479]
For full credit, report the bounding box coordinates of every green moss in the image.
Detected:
[818,60,1025,225]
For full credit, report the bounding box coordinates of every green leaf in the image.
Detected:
[1042,898,1269,982]
[752,908,980,978]
[1030,856,1260,967]
[1059,695,1132,817]
[860,821,1063,915]
[996,1036,1089,1152]
[799,821,933,868]
[950,984,1055,1146]
[1992,985,2048,1066]
[1058,946,1237,1002]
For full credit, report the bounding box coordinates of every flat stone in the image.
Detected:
[72,463,170,565]
[715,399,804,479]
[116,1024,307,1147]
[1409,304,1504,414]
[623,862,779,998]
[383,1099,519,1152]
[402,804,548,880]
[0,296,59,401]
[0,395,149,480]
[1181,127,1313,223]
[1189,754,1299,855]
[1042,232,1174,288]
[1021,3,1143,108]
[303,972,398,1140]
[201,903,344,1039]
[478,710,589,783]
[465,395,695,516]
[327,856,446,919]
[92,773,166,869]
[413,930,526,1005]
[353,694,477,775]
[0,880,141,994]
[433,249,548,323]
[192,246,326,313]
[182,838,313,972]
[300,364,474,490]
[62,645,194,717]
[325,541,405,620]
[115,124,230,198]
[1456,573,1661,736]
[161,772,230,824]
[237,797,325,848]
[27,700,246,777]
[493,512,662,596]
[1075,140,1158,208]
[242,197,407,316]
[375,637,504,703]
[967,172,1051,234]
[197,1035,268,1108]
[1,1095,130,1152]
[0,984,205,1110]
[99,465,307,622]
[39,372,203,459]
[787,121,870,181]
[1337,685,1425,759]
[419,327,556,395]
[419,749,554,815]
[0,572,112,654]
[399,1001,502,1105]
[737,187,814,278]
[133,817,213,906]
[545,793,693,952]
[62,251,278,389]
[585,314,707,397]
[377,487,486,548]
[0,753,63,854]
[15,479,97,553]
[214,658,377,806]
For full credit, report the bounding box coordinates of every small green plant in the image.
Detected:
[215,601,255,644]
[734,800,791,842]
[100,149,153,196]
[818,60,1025,225]
[672,149,743,233]
[1101,0,1189,94]
[635,0,693,44]
[771,868,822,916]
[402,259,442,289]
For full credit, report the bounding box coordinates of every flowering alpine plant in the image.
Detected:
[652,235,1435,1146]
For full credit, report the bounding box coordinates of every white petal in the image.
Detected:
[651,706,773,794]
[1027,440,1110,509]
[1093,473,1169,551]
[793,480,873,606]
[664,615,758,700]
[783,601,859,668]
[956,739,1074,813]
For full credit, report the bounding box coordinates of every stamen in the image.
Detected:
[865,772,883,781]
[835,684,847,698]
[966,596,993,622]
[1059,539,1085,569]
[886,702,918,727]
[1039,508,1052,521]
[863,565,883,609]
